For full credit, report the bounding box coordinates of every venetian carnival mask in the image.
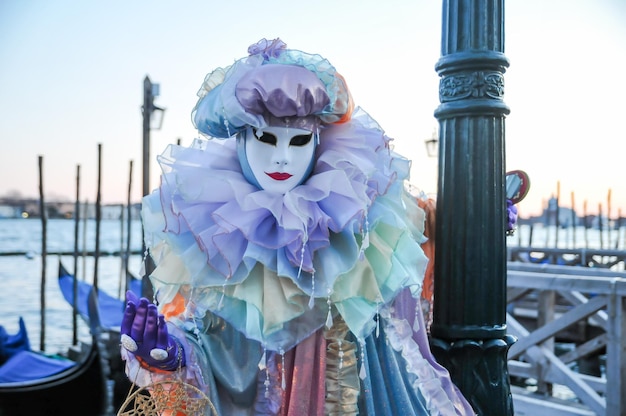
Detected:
[192,38,354,193]
[237,125,317,193]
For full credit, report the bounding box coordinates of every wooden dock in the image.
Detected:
[506,257,626,416]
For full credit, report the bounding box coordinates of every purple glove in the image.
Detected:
[120,290,185,370]
[506,199,518,235]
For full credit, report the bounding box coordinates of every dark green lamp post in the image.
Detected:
[429,0,515,414]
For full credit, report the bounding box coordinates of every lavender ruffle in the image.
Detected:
[143,107,428,352]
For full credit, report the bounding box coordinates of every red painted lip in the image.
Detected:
[266,172,292,181]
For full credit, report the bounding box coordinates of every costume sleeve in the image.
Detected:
[121,313,264,413]
[196,312,263,407]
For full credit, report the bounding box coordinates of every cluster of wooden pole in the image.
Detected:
[36,148,135,350]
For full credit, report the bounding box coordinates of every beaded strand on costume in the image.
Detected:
[358,207,370,261]
[338,339,344,370]
[297,229,308,280]
[414,302,421,332]
[261,347,270,398]
[358,339,367,379]
[222,107,231,137]
[308,270,316,309]
[295,226,318,309]
[280,348,286,390]
[325,287,333,328]
[185,287,202,344]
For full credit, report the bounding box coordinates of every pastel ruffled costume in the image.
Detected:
[123,39,475,415]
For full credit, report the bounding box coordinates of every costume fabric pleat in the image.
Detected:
[281,329,326,416]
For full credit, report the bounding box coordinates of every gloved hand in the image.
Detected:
[120,290,185,371]
[506,199,518,235]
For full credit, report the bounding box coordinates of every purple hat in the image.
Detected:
[192,38,353,138]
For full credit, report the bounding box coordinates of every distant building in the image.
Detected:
[0,197,141,220]
[0,205,19,219]
[519,196,621,230]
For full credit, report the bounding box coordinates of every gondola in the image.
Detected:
[0,317,30,365]
[58,260,141,330]
[58,260,141,412]
[0,289,108,416]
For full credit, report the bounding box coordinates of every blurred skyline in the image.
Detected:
[1,0,625,217]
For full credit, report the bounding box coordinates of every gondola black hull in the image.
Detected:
[0,341,107,416]
[0,283,109,415]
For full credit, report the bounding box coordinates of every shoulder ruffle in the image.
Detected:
[144,108,428,352]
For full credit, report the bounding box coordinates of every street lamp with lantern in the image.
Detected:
[424,128,439,158]
[142,76,165,198]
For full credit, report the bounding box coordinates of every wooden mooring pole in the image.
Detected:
[72,164,80,345]
[124,160,133,294]
[430,1,514,414]
[93,143,102,293]
[38,155,47,352]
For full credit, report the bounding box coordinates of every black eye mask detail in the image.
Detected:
[252,128,277,145]
[290,134,313,146]
[252,128,312,147]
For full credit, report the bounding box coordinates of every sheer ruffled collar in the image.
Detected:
[157,107,396,283]
[146,107,427,351]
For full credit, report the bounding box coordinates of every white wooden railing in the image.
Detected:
[506,262,626,416]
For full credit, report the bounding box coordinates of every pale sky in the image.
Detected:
[1,0,624,217]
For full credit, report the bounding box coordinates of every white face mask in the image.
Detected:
[241,126,316,193]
